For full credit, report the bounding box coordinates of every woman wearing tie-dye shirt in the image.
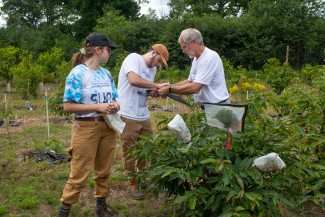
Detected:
[59,33,118,217]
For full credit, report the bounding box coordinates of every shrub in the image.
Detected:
[263,58,297,94]
[135,100,325,216]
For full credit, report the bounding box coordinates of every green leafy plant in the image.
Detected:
[0,206,8,216]
[48,83,69,118]
[264,58,297,94]
[12,53,44,100]
[135,99,325,216]
[0,46,22,85]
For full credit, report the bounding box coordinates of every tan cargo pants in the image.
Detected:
[60,119,116,205]
[120,117,153,175]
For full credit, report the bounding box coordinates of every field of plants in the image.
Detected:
[0,0,324,216]
[0,59,325,216]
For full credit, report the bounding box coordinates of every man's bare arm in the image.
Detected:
[127,72,169,89]
[157,82,203,96]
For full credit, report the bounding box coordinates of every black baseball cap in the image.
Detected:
[86,33,118,49]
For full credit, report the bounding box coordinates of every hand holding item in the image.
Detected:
[111,101,120,112]
[97,102,120,114]
[107,102,120,114]
[157,85,170,97]
[147,88,158,98]
[155,82,170,89]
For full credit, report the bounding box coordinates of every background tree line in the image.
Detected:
[0,0,324,87]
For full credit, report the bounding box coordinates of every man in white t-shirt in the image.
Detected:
[117,44,169,200]
[158,28,229,108]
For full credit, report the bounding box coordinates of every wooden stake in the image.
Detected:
[45,91,50,138]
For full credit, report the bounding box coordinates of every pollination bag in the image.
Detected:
[204,103,248,131]
[253,152,286,172]
[101,113,126,134]
[167,114,191,144]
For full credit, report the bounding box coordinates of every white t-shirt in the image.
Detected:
[188,47,229,105]
[117,53,156,120]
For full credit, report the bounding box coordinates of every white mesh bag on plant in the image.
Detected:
[167,114,192,148]
[253,152,286,172]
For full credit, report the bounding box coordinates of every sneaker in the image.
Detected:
[96,204,114,217]
[58,209,70,217]
[58,212,69,217]
[128,185,145,200]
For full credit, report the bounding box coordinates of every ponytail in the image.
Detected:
[72,51,84,67]
[71,44,97,67]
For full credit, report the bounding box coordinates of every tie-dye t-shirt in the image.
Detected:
[63,64,118,118]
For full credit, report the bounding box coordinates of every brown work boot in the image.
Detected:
[128,177,145,200]
[96,203,114,217]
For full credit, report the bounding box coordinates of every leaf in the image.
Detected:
[161,168,176,178]
[212,196,221,213]
[238,211,252,217]
[189,196,197,210]
[235,206,245,211]
[205,195,215,209]
[174,195,188,204]
[195,187,210,194]
[296,125,306,136]
[277,194,297,207]
[237,177,244,189]
[219,211,233,217]
[200,158,219,164]
[214,186,233,192]
[309,163,325,170]
[177,147,190,153]
[304,168,320,178]
[222,169,230,185]
[298,195,312,204]
[226,191,238,202]
[237,190,245,199]
[248,102,259,117]
[245,192,262,207]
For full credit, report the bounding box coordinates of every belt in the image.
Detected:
[75,116,105,122]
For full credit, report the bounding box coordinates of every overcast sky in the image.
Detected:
[0,0,170,27]
[140,0,170,17]
[0,0,4,27]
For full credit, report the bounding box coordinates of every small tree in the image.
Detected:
[0,46,22,91]
[264,58,297,94]
[12,53,44,100]
[37,47,65,84]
